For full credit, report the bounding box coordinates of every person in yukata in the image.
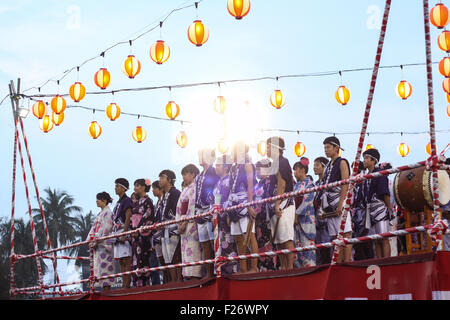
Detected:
[313,157,332,265]
[176,164,203,280]
[195,148,220,277]
[292,157,316,268]
[130,179,155,287]
[159,170,182,282]
[88,192,116,291]
[319,136,352,263]
[112,178,133,288]
[151,180,166,284]
[266,136,296,270]
[228,142,259,274]
[213,155,238,274]
[359,148,391,258]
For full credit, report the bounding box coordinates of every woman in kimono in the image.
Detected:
[130,179,155,287]
[177,164,203,280]
[88,192,116,291]
[292,158,316,268]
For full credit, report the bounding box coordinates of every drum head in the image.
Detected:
[438,170,450,206]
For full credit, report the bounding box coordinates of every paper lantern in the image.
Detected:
[51,95,66,114]
[425,142,438,156]
[51,112,64,126]
[227,0,251,20]
[257,140,267,156]
[39,115,54,133]
[447,104,450,117]
[365,144,375,151]
[89,121,102,139]
[270,90,286,109]
[294,142,306,157]
[176,131,188,148]
[439,57,450,78]
[94,68,111,90]
[69,82,86,102]
[338,149,343,157]
[122,55,141,79]
[443,78,450,94]
[132,126,147,143]
[335,85,351,105]
[218,138,229,154]
[106,103,121,121]
[150,40,170,65]
[187,20,209,46]
[397,143,409,157]
[396,80,412,100]
[447,93,450,103]
[438,30,450,52]
[430,3,450,29]
[166,101,180,120]
[214,96,226,114]
[32,101,47,119]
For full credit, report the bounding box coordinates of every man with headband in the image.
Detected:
[112,178,133,288]
[357,148,391,258]
[319,136,352,263]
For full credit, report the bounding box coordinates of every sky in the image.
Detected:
[0,0,449,290]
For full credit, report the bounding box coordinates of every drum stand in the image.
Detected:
[404,207,441,255]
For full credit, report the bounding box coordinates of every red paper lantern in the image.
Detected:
[32,100,47,119]
[94,68,111,90]
[150,40,170,65]
[430,3,450,29]
[122,55,141,79]
[227,0,251,20]
[89,121,102,139]
[396,80,412,100]
[132,126,147,143]
[335,85,351,105]
[69,82,86,102]
[270,89,286,109]
[187,20,209,46]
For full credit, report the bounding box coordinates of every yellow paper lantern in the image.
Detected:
[365,144,375,151]
[214,96,226,114]
[294,142,306,157]
[94,68,111,90]
[89,121,102,139]
[51,112,64,126]
[218,138,229,154]
[166,101,180,120]
[106,103,121,121]
[39,115,54,133]
[257,140,267,156]
[69,82,86,102]
[335,85,351,105]
[122,55,141,79]
[132,126,147,143]
[227,0,251,20]
[187,20,209,46]
[270,90,286,109]
[32,100,47,119]
[51,95,66,114]
[150,40,170,65]
[176,131,188,148]
[447,104,450,117]
[397,143,410,157]
[447,93,450,103]
[396,80,412,100]
[338,149,343,157]
[438,30,450,52]
[430,3,450,29]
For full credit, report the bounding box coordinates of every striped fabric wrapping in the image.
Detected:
[321,186,341,213]
[367,196,389,226]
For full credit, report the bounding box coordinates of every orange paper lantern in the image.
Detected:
[335,85,351,105]
[32,100,47,119]
[438,30,450,52]
[227,0,251,20]
[397,143,410,157]
[69,82,86,102]
[270,89,286,109]
[257,141,267,156]
[294,142,306,157]
[187,20,209,46]
[166,101,180,120]
[51,112,64,126]
[94,68,111,89]
[443,78,450,94]
[132,126,147,143]
[106,103,121,121]
[150,40,170,65]
[214,96,226,114]
[365,144,376,151]
[122,55,141,79]
[218,138,229,154]
[396,80,412,100]
[447,104,450,117]
[430,3,450,29]
[176,131,188,148]
[439,57,450,78]
[51,95,66,114]
[39,115,54,133]
[89,121,102,139]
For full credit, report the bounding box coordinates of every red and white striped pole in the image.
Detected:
[88,231,96,294]
[331,0,392,264]
[212,204,223,278]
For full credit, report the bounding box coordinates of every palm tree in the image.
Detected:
[32,188,82,288]
[67,211,95,291]
[0,217,48,299]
